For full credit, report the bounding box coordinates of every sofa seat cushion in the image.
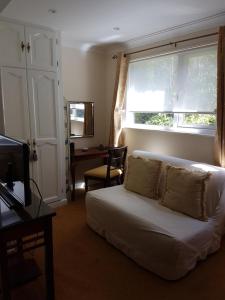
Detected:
[86,185,224,280]
[84,165,122,179]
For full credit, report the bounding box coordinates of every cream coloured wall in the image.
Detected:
[125,128,215,164]
[62,47,109,184]
[62,47,107,148]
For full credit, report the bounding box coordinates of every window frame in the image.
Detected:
[124,43,217,136]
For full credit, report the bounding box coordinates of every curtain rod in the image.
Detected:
[112,32,218,59]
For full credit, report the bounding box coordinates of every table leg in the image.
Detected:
[70,162,75,194]
[44,220,55,300]
[0,240,11,300]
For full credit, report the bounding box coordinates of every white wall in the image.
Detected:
[62,47,107,148]
[125,128,215,164]
[62,46,108,184]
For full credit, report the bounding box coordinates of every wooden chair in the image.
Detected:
[84,146,128,192]
[70,142,76,193]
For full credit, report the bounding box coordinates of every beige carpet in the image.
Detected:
[12,190,225,300]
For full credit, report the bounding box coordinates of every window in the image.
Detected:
[125,45,217,134]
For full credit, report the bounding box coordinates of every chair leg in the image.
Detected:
[104,180,108,188]
[84,177,88,192]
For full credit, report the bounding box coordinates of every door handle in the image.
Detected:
[21,41,25,52]
[27,42,31,53]
[32,150,38,161]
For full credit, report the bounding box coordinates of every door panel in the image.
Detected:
[0,21,26,68]
[0,67,30,142]
[25,27,57,72]
[32,74,57,138]
[36,143,58,201]
[28,70,61,202]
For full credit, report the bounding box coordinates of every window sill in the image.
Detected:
[124,124,215,137]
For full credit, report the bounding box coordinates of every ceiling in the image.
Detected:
[0,0,11,12]
[1,0,225,50]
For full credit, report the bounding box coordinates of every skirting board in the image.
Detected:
[48,198,68,208]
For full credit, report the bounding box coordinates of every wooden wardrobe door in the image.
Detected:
[28,69,62,203]
[0,21,26,68]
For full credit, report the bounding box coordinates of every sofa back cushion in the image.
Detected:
[161,165,211,220]
[124,156,162,199]
[132,150,225,217]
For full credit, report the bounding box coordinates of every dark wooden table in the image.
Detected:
[0,193,56,300]
[70,145,108,193]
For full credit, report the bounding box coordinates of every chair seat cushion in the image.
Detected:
[84,165,122,179]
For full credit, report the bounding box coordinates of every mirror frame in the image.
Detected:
[67,101,94,139]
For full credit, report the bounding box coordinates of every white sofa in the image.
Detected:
[85,150,225,280]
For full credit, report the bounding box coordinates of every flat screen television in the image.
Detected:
[0,135,31,208]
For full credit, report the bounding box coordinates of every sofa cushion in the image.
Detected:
[124,155,162,199]
[133,150,225,217]
[161,165,211,221]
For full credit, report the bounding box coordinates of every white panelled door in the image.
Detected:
[25,27,57,72]
[0,21,26,68]
[0,67,30,142]
[28,70,61,203]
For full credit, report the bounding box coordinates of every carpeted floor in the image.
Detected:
[12,189,225,300]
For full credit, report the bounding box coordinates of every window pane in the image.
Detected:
[127,55,177,112]
[126,45,217,131]
[134,113,174,127]
[175,46,217,113]
[178,113,216,128]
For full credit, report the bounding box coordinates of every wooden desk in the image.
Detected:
[70,146,108,193]
[0,194,56,300]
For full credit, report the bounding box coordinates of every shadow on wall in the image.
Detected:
[125,128,215,164]
[62,46,108,148]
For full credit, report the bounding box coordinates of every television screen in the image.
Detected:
[0,135,31,207]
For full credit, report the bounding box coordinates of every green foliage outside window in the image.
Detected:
[135,113,174,126]
[134,112,216,127]
[183,113,216,126]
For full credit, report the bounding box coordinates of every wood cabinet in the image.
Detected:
[28,70,61,203]
[0,21,26,68]
[25,27,58,72]
[0,19,65,203]
[0,67,30,142]
[0,21,57,71]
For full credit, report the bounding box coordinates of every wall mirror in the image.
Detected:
[68,101,94,138]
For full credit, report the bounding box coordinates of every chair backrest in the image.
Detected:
[70,142,75,154]
[106,146,128,183]
[70,142,75,163]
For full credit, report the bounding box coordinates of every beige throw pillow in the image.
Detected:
[161,165,211,221]
[124,156,162,199]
